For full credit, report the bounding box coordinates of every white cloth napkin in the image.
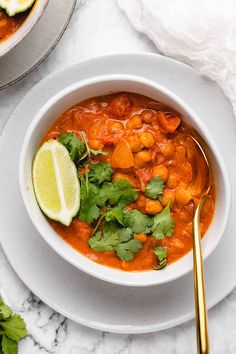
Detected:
[117,0,236,115]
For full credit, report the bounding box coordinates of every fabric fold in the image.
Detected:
[117,0,236,115]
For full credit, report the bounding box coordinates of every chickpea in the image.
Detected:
[88,139,104,150]
[159,141,175,157]
[137,194,147,208]
[139,131,155,148]
[162,190,175,206]
[107,120,124,134]
[126,114,143,130]
[134,150,152,167]
[126,135,143,152]
[145,199,163,215]
[152,165,169,182]
[141,110,156,124]
[167,172,180,189]
[134,233,147,243]
[175,187,192,205]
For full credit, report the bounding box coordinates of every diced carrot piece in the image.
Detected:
[158,112,181,132]
[111,138,134,168]
[134,233,147,243]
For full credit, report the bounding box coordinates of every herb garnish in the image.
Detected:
[151,200,175,240]
[59,132,85,161]
[105,203,124,225]
[144,176,165,201]
[115,228,142,261]
[60,135,175,267]
[88,229,120,252]
[59,132,108,163]
[153,247,168,270]
[88,163,113,185]
[88,223,142,261]
[123,209,153,233]
[78,176,101,224]
[78,163,138,226]
[0,299,27,354]
[99,179,138,207]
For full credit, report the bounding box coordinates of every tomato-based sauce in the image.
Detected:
[0,9,30,43]
[42,92,215,271]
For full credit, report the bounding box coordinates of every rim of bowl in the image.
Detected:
[0,0,49,58]
[19,74,231,286]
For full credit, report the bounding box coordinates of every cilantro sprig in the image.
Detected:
[88,163,113,186]
[153,247,168,270]
[82,163,174,264]
[0,299,27,354]
[145,176,165,201]
[123,209,153,233]
[59,132,85,161]
[59,134,175,266]
[105,204,124,225]
[79,163,138,226]
[99,179,138,207]
[78,174,101,224]
[115,228,142,261]
[88,229,120,252]
[88,222,142,261]
[59,132,108,163]
[151,201,175,240]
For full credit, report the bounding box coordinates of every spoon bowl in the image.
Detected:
[179,134,211,198]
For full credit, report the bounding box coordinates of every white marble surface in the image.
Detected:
[0,0,236,353]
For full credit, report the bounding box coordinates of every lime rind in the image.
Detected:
[0,0,35,17]
[32,140,80,227]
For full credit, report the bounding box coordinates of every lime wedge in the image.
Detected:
[32,140,80,226]
[0,0,35,16]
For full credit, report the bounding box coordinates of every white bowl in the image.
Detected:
[19,74,231,287]
[0,0,48,58]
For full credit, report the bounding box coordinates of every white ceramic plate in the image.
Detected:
[0,53,235,334]
[19,74,230,287]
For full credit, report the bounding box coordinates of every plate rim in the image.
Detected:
[1,52,235,334]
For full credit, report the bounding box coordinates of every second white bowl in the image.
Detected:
[0,0,48,58]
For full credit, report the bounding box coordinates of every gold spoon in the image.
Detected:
[148,102,211,354]
[180,134,210,354]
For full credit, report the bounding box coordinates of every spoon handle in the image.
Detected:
[193,197,209,354]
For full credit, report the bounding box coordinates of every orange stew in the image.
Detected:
[0,9,30,43]
[42,92,215,271]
